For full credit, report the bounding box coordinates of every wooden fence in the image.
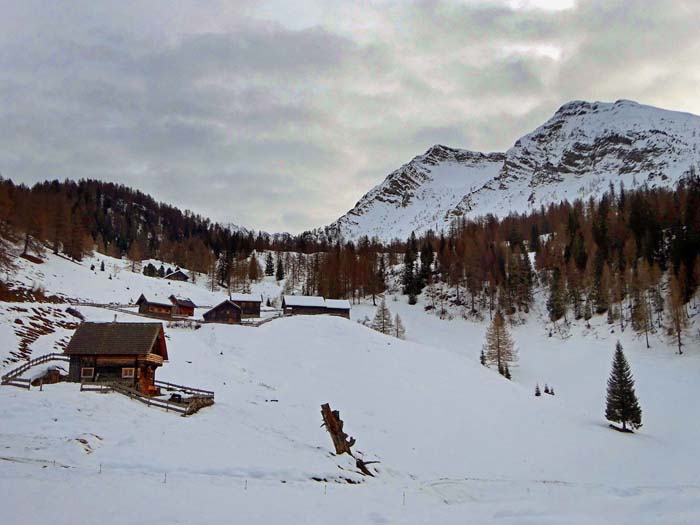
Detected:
[1,352,70,387]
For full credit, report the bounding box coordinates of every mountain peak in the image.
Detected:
[324,100,700,242]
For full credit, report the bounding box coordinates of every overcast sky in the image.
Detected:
[1,0,699,233]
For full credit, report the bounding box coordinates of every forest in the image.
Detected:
[1,176,699,353]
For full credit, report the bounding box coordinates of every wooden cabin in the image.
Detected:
[169,295,196,317]
[64,322,169,396]
[164,269,189,282]
[136,294,173,318]
[230,293,262,318]
[203,300,242,324]
[282,295,327,316]
[325,299,351,319]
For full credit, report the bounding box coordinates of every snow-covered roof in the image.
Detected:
[283,295,326,307]
[325,299,351,310]
[230,293,262,303]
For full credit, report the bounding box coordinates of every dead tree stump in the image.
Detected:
[321,403,377,477]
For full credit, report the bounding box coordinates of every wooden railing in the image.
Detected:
[81,381,188,415]
[154,379,215,398]
[1,353,70,385]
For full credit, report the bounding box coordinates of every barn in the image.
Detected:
[64,322,169,396]
[169,295,196,317]
[136,294,173,318]
[164,269,189,282]
[325,299,351,319]
[230,293,262,318]
[203,300,242,324]
[282,295,327,316]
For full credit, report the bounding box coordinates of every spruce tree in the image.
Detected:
[265,252,274,276]
[275,257,284,281]
[544,384,550,394]
[100,260,105,272]
[605,341,642,432]
[479,349,486,366]
[535,384,541,397]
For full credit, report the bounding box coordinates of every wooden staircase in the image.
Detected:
[1,352,70,389]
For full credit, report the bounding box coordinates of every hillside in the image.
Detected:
[1,249,700,523]
[325,100,700,241]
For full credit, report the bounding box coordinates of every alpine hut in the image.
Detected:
[164,269,189,282]
[282,295,327,316]
[169,295,196,317]
[203,300,242,324]
[229,293,262,318]
[64,322,169,396]
[325,299,351,319]
[136,294,173,318]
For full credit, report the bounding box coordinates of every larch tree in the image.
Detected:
[371,298,394,335]
[666,273,688,354]
[605,341,642,432]
[394,313,406,340]
[483,310,517,371]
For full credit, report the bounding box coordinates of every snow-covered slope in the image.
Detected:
[326,100,700,241]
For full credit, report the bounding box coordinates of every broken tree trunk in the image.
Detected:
[321,403,377,477]
[321,403,355,455]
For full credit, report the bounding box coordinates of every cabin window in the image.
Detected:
[81,367,94,378]
[122,367,135,379]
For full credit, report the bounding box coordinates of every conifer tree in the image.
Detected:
[544,384,550,394]
[265,252,274,276]
[666,273,688,354]
[483,310,517,371]
[100,261,105,272]
[247,253,260,282]
[535,384,541,397]
[547,267,566,321]
[394,313,406,340]
[605,341,642,432]
[504,363,511,380]
[479,349,486,366]
[275,257,284,281]
[371,298,394,335]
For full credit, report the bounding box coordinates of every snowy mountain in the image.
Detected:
[325,100,700,241]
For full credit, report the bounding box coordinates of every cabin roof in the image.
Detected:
[204,299,242,315]
[164,269,188,279]
[229,293,262,303]
[169,295,196,308]
[65,322,165,356]
[283,295,326,307]
[325,299,351,310]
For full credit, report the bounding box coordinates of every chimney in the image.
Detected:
[113,314,117,323]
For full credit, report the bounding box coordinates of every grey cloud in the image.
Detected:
[1,0,699,232]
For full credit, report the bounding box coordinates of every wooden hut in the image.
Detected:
[64,322,169,396]
[325,299,351,319]
[282,295,327,316]
[203,300,242,324]
[230,293,262,318]
[169,295,196,317]
[136,294,173,318]
[164,269,189,282]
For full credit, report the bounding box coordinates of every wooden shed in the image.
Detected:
[64,322,169,396]
[164,269,189,282]
[169,295,196,317]
[230,293,262,318]
[203,300,242,324]
[136,294,173,318]
[282,295,327,316]
[325,299,351,319]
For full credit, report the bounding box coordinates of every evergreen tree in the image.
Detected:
[666,273,688,354]
[394,313,406,340]
[483,310,517,371]
[479,349,486,366]
[158,264,165,277]
[535,384,541,397]
[544,384,550,394]
[100,260,105,272]
[546,267,566,321]
[605,341,642,432]
[549,386,555,396]
[265,252,274,276]
[247,253,261,282]
[275,257,284,281]
[371,298,394,335]
[504,363,511,380]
